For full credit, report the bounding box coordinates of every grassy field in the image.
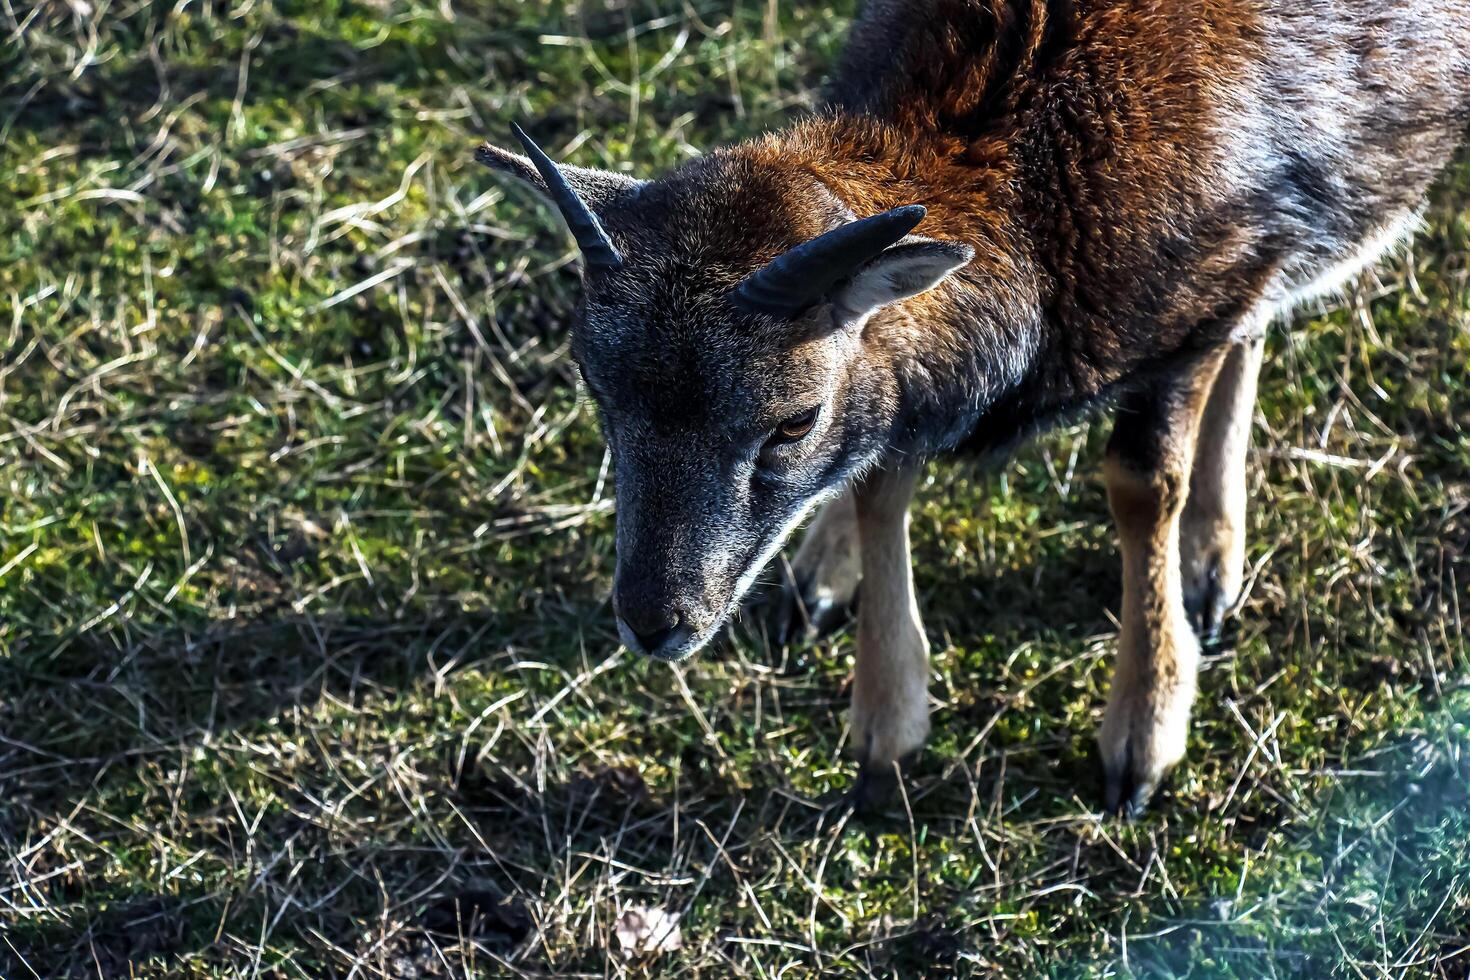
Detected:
[3,1,1469,976]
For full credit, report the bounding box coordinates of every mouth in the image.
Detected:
[616,616,706,662]
[616,491,840,663]
[616,566,765,663]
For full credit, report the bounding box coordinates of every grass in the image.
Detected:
[1,1,1468,976]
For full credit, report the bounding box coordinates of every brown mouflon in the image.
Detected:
[477,0,1470,815]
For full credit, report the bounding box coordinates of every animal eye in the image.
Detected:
[772,407,820,444]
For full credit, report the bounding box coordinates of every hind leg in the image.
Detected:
[771,487,862,643]
[1180,334,1266,638]
[1099,349,1226,817]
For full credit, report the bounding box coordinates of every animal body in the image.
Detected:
[478,0,1470,814]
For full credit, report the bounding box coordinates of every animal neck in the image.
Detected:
[750,112,1053,457]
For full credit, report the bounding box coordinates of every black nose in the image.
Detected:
[618,609,694,658]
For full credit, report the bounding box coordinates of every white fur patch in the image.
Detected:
[1279,209,1424,310]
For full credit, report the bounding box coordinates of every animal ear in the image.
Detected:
[475,141,644,214]
[830,237,974,322]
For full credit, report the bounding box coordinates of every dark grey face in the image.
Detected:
[559,175,970,660]
[574,293,881,661]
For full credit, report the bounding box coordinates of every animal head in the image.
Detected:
[477,125,972,660]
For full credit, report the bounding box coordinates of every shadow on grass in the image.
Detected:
[0,527,1153,974]
[3,606,599,783]
[3,887,226,979]
[10,498,1456,974]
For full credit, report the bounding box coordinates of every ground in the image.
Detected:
[2,1,1468,977]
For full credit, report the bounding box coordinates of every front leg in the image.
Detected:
[848,462,928,810]
[1100,350,1225,817]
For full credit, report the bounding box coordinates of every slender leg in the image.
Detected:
[848,462,927,810]
[772,487,862,643]
[1180,335,1266,637]
[1099,350,1226,817]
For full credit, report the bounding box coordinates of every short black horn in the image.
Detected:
[732,204,927,316]
[511,122,623,270]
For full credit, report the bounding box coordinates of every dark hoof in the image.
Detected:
[770,570,855,648]
[1184,559,1229,641]
[850,761,901,815]
[1102,750,1157,821]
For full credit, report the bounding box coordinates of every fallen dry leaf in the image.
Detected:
[613,905,683,959]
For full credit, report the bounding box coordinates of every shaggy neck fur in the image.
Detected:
[735,0,1470,460]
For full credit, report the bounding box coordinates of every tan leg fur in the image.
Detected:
[1099,351,1226,815]
[849,463,928,808]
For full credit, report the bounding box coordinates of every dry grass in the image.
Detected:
[2,1,1468,976]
